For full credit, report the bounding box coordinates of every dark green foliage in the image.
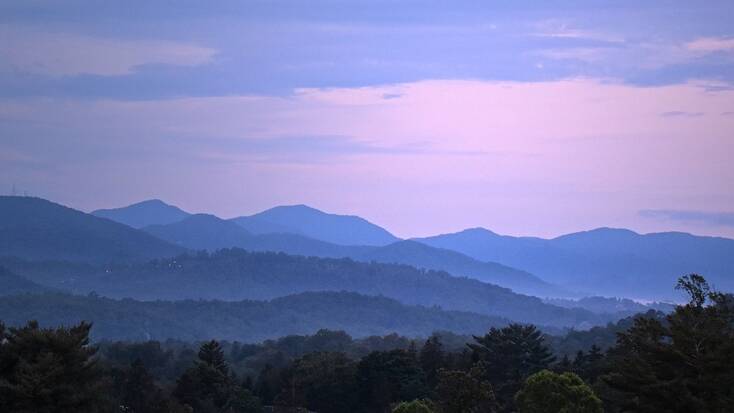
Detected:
[173,340,262,412]
[115,359,169,413]
[602,274,734,412]
[0,321,102,413]
[435,364,497,413]
[276,352,358,413]
[515,370,603,413]
[392,399,437,413]
[357,349,428,412]
[419,335,445,388]
[469,324,555,411]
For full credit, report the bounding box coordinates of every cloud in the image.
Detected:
[640,210,734,228]
[0,25,216,76]
[660,111,704,118]
[2,77,733,237]
[684,37,734,53]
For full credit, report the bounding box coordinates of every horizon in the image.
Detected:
[2,1,734,239]
[8,193,734,241]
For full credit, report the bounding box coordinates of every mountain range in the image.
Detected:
[416,227,734,299]
[0,196,183,262]
[141,213,556,296]
[4,195,732,302]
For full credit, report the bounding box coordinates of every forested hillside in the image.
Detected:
[0,291,510,341]
[0,249,604,328]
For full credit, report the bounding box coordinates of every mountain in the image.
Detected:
[0,291,510,342]
[2,249,607,328]
[232,204,399,246]
[143,213,369,257]
[141,215,557,295]
[0,196,184,262]
[92,199,190,228]
[416,227,734,300]
[0,266,48,295]
[357,240,564,297]
[144,214,253,250]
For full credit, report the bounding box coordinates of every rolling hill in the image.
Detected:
[416,227,734,300]
[141,214,555,295]
[1,249,605,328]
[0,266,48,295]
[232,204,399,246]
[92,199,190,228]
[0,291,510,342]
[0,196,184,262]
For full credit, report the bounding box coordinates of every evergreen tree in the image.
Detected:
[275,352,358,413]
[419,335,445,388]
[118,358,168,413]
[357,349,428,412]
[0,320,103,413]
[174,340,262,413]
[468,324,555,411]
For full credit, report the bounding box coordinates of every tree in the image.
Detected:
[392,399,436,413]
[419,335,445,388]
[515,370,602,413]
[435,363,497,413]
[468,324,555,411]
[117,358,168,413]
[275,352,358,413]
[357,349,427,412]
[602,274,734,412]
[0,320,103,413]
[174,340,262,413]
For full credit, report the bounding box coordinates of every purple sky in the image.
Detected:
[1,1,734,238]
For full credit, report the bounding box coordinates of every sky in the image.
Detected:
[1,1,733,239]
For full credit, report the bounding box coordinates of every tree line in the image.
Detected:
[1,275,732,412]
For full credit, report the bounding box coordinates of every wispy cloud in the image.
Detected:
[660,111,704,118]
[684,37,734,53]
[0,25,216,76]
[640,210,734,228]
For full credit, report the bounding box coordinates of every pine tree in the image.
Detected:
[468,324,555,411]
[0,321,103,413]
[419,335,445,388]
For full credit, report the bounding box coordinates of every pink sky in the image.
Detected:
[3,78,733,238]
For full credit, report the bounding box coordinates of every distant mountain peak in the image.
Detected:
[234,204,399,246]
[459,227,500,236]
[92,199,190,228]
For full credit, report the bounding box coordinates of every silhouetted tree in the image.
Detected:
[357,349,427,412]
[602,274,734,412]
[275,352,358,413]
[469,324,555,411]
[419,335,445,388]
[0,321,103,413]
[174,340,262,412]
[117,358,168,413]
